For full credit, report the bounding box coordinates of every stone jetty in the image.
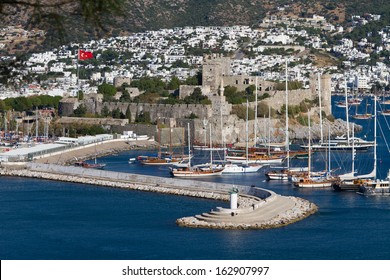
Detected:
[0,163,318,230]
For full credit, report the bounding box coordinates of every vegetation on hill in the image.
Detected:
[0,95,62,112]
[3,0,390,52]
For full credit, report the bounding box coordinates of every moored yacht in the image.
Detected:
[170,123,225,178]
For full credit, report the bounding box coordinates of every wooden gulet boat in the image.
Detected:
[170,123,224,178]
[293,111,334,188]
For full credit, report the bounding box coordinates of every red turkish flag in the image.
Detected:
[78,50,93,60]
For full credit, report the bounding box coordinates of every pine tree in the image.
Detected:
[125,105,132,123]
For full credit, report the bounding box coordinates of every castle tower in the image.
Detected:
[321,73,332,115]
[310,73,332,115]
[202,54,231,95]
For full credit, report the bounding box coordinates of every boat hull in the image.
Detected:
[222,164,262,174]
[171,169,224,177]
[294,181,333,188]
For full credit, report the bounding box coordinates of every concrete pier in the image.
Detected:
[0,163,318,230]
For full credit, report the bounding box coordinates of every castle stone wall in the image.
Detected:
[222,76,275,93]
[95,102,213,123]
[179,85,210,99]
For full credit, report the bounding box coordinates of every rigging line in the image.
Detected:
[377,117,390,154]
[377,101,390,131]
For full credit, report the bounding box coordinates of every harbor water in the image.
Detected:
[1,97,390,259]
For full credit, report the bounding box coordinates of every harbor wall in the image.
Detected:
[25,163,271,197]
[1,163,318,230]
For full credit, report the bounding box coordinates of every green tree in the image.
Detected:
[0,1,123,38]
[101,105,110,117]
[245,85,256,95]
[0,100,7,112]
[133,92,160,103]
[224,86,252,104]
[131,77,166,93]
[98,83,117,102]
[125,105,132,122]
[73,104,87,117]
[78,90,84,100]
[99,49,120,63]
[30,96,42,108]
[167,76,181,90]
[111,108,121,118]
[171,60,190,68]
[119,90,131,102]
[186,113,198,119]
[232,105,255,120]
[135,111,151,123]
[183,87,211,104]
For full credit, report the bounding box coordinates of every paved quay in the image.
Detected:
[34,139,157,165]
[0,162,318,230]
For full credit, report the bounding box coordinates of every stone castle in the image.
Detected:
[59,54,332,145]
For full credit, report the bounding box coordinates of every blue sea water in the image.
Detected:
[1,97,390,260]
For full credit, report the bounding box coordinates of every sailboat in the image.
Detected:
[170,123,224,177]
[223,97,263,174]
[333,121,375,190]
[302,79,374,151]
[380,94,390,116]
[293,110,334,188]
[265,60,308,179]
[335,96,390,194]
[380,109,390,116]
[358,95,390,195]
[225,103,284,165]
[352,99,372,120]
[140,123,182,165]
[74,143,106,169]
[265,60,291,180]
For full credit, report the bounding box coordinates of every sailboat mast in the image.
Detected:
[374,95,377,180]
[210,123,213,167]
[352,122,355,176]
[246,97,249,163]
[254,76,258,147]
[203,118,207,147]
[187,123,191,167]
[268,105,271,156]
[35,107,38,141]
[285,59,290,169]
[220,103,225,161]
[344,78,350,143]
[318,72,323,143]
[4,112,7,141]
[169,127,172,155]
[157,118,161,157]
[308,110,311,179]
[328,124,331,175]
[94,142,97,164]
[220,79,225,152]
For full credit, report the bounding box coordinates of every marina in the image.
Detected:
[1,146,390,259]
[1,96,390,259]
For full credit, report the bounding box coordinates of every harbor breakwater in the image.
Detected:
[0,163,318,230]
